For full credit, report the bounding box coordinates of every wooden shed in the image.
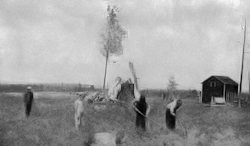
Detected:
[201,76,238,104]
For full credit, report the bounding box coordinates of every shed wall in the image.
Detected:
[225,84,238,96]
[202,77,224,103]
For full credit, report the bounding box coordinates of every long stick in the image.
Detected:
[133,104,163,128]
[114,100,162,128]
[129,62,139,91]
[131,101,187,136]
[176,115,187,137]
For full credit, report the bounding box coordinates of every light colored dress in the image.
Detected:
[108,77,123,101]
[74,98,84,131]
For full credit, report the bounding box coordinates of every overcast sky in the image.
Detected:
[0,0,249,91]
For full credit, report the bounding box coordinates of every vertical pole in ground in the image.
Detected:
[249,71,250,94]
[223,84,226,104]
[238,96,242,108]
[200,89,203,103]
[239,18,247,94]
[103,51,109,89]
[210,96,213,106]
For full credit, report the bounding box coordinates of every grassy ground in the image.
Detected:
[0,92,250,146]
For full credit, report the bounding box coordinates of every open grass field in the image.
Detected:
[0,92,250,146]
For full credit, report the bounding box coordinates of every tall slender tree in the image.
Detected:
[100,5,127,89]
[167,76,178,99]
[167,76,178,91]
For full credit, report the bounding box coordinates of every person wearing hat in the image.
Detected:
[24,86,34,118]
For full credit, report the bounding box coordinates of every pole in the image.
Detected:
[103,51,109,89]
[249,71,250,93]
[223,84,226,102]
[239,18,247,94]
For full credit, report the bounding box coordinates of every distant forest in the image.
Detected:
[141,89,199,98]
[0,83,200,99]
[0,83,95,92]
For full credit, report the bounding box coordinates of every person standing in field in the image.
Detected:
[24,86,34,118]
[133,95,150,131]
[108,76,123,101]
[74,93,87,131]
[165,96,182,130]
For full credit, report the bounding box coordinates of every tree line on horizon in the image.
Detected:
[0,83,95,92]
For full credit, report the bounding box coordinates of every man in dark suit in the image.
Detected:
[24,86,34,118]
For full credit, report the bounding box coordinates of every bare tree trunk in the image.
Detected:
[103,51,109,89]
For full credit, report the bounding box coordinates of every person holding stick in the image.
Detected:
[165,96,182,130]
[133,95,150,131]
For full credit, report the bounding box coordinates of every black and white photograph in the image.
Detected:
[0,0,250,145]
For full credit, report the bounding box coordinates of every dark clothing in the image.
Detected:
[25,102,33,117]
[134,96,148,131]
[136,113,146,130]
[165,99,182,130]
[24,91,34,117]
[165,108,176,130]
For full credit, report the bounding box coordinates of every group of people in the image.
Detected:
[106,76,183,132]
[23,77,183,133]
[133,93,182,132]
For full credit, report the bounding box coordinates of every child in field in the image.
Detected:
[74,93,88,131]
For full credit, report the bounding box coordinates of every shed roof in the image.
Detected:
[202,76,238,85]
